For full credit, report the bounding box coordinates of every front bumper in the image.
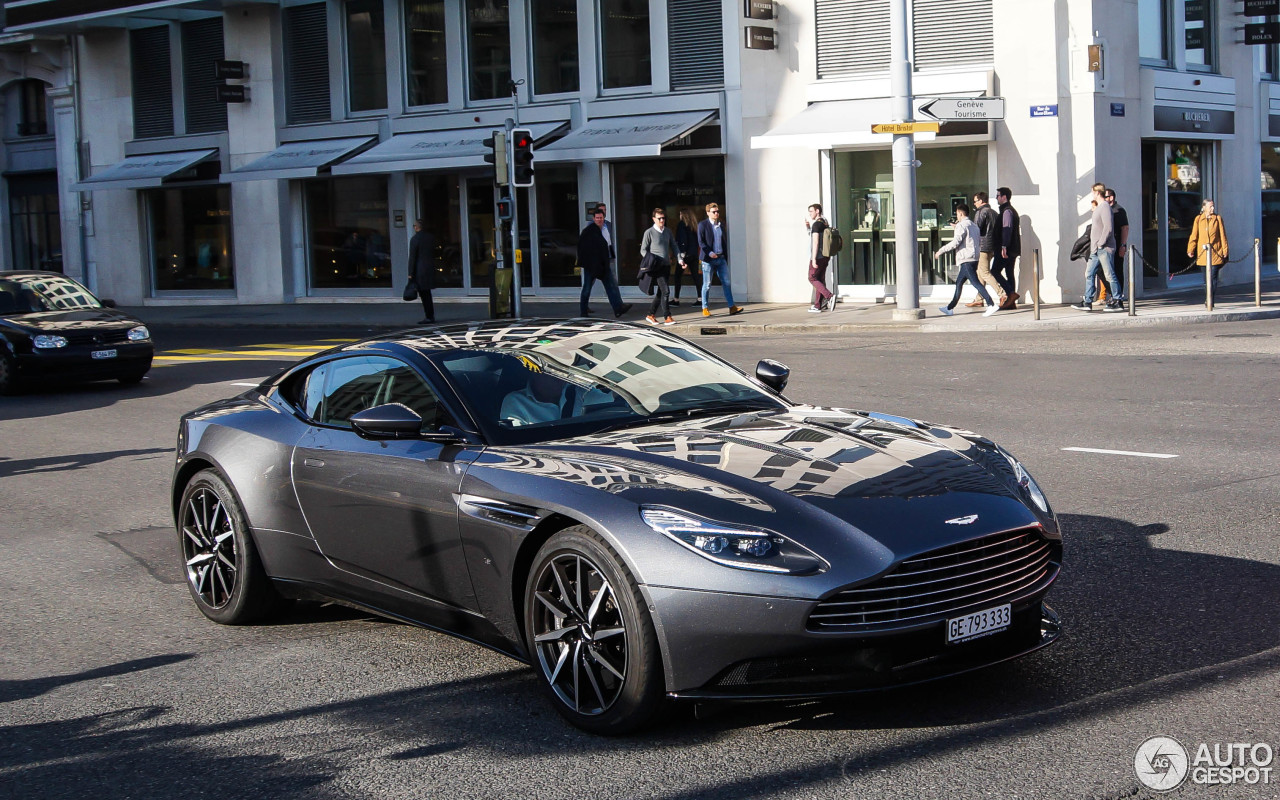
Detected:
[643,582,1060,698]
[16,342,153,381]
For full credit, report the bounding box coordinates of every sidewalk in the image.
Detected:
[124,276,1280,334]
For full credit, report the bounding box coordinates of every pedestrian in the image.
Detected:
[673,207,700,306]
[639,208,680,325]
[1102,188,1129,301]
[408,219,436,323]
[1072,183,1124,312]
[933,203,997,317]
[994,187,1020,309]
[596,202,616,275]
[578,209,631,318]
[1185,198,1228,291]
[967,192,1006,308]
[806,203,834,312]
[697,202,744,316]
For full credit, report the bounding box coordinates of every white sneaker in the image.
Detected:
[807,306,822,313]
[938,306,954,316]
[982,305,999,317]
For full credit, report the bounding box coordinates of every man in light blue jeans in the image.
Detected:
[696,202,744,317]
[1073,182,1124,312]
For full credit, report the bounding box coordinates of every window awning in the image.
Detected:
[223,137,376,183]
[535,111,717,163]
[751,98,992,150]
[330,122,567,176]
[71,149,218,191]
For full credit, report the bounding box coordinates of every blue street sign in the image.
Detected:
[1030,105,1059,118]
[1111,103,1125,117]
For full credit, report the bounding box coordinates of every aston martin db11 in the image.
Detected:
[172,319,1061,734]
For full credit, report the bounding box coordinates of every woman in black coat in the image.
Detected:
[673,207,700,306]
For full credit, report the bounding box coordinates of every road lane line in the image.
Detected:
[1061,447,1179,459]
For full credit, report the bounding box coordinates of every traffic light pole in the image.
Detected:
[504,116,522,317]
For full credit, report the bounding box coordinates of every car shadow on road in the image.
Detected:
[0,448,172,480]
[0,654,195,704]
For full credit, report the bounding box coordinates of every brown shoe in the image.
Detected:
[728,306,744,316]
[702,307,711,317]
[966,297,985,308]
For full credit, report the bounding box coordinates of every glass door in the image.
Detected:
[1166,142,1206,285]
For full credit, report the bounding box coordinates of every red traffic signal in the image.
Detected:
[510,128,534,187]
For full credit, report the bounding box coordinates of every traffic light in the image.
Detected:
[483,130,508,186]
[496,197,513,220]
[510,128,534,187]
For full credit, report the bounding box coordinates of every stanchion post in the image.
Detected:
[1203,243,1212,311]
[1255,238,1262,308]
[1127,245,1136,316]
[1033,248,1041,321]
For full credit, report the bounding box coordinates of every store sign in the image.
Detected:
[216,84,248,103]
[214,60,248,80]
[1185,0,1205,21]
[1268,116,1280,138]
[1245,0,1279,16]
[1153,106,1234,134]
[744,26,776,50]
[744,0,774,20]
[1111,103,1126,117]
[1185,27,1206,50]
[1246,22,1280,44]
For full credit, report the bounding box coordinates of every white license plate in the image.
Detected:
[91,349,117,360]
[946,603,1011,644]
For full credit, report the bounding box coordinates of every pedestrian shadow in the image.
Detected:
[0,448,172,480]
[0,654,194,703]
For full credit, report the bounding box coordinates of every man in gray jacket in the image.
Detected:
[1072,183,1124,312]
[934,203,996,316]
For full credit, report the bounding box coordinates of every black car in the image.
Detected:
[0,271,153,394]
[173,319,1061,734]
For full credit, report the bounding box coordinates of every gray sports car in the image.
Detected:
[173,319,1061,734]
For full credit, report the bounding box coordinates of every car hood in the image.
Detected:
[497,406,1048,560]
[2,307,144,332]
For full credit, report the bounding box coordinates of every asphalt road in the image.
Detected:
[2,321,1278,799]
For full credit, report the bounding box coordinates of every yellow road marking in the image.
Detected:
[154,339,356,364]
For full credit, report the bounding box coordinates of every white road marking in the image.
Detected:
[1061,447,1179,459]
[230,382,261,387]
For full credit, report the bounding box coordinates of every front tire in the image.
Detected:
[524,525,664,734]
[178,469,278,624]
[0,350,19,395]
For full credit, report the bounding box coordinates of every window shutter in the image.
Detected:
[815,0,890,78]
[182,18,228,134]
[668,0,723,89]
[912,0,992,70]
[131,26,174,138]
[285,4,331,124]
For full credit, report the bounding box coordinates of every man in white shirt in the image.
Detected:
[934,203,997,317]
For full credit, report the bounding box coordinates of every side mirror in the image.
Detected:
[755,359,790,393]
[350,403,425,439]
[101,298,118,308]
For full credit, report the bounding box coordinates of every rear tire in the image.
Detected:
[178,469,279,625]
[524,525,664,735]
[0,351,19,395]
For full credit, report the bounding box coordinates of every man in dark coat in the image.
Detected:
[578,209,630,317]
[408,219,436,323]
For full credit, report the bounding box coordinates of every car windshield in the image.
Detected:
[430,329,785,445]
[0,274,102,313]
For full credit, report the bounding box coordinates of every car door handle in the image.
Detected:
[303,458,325,468]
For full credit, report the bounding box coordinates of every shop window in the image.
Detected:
[346,0,387,112]
[286,4,332,124]
[1262,146,1280,260]
[417,173,465,288]
[131,26,174,138]
[17,80,49,137]
[306,176,391,290]
[182,18,228,134]
[600,0,651,90]
[8,174,61,272]
[535,166,580,287]
[405,0,449,106]
[531,0,579,95]
[1139,0,1169,62]
[148,185,234,291]
[612,157,725,283]
[467,0,511,102]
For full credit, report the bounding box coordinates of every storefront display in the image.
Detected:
[306,176,390,290]
[613,157,724,283]
[148,184,233,291]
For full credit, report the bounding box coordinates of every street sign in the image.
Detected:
[1030,105,1059,118]
[870,122,940,134]
[917,97,1005,121]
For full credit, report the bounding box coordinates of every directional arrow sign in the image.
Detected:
[870,122,940,134]
[918,97,1006,121]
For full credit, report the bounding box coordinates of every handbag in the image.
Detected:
[403,277,419,301]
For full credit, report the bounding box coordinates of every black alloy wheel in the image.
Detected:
[178,469,277,624]
[525,526,663,734]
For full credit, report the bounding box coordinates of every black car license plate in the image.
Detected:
[91,348,118,360]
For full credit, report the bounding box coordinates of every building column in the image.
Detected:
[47,85,88,286]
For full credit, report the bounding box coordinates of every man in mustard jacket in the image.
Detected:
[1186,198,1228,289]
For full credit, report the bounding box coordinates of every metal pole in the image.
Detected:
[1032,248,1040,321]
[1255,237,1262,308]
[1203,243,1212,312]
[504,117,522,318]
[1127,244,1136,316]
[889,0,922,320]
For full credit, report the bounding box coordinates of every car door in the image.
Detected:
[290,354,480,610]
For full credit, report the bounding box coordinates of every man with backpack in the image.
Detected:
[806,203,840,312]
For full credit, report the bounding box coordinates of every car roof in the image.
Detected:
[334,318,653,355]
[0,271,71,278]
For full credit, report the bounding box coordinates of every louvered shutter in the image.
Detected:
[183,18,228,134]
[912,0,992,70]
[816,0,890,78]
[668,0,723,89]
[131,27,174,139]
[285,4,332,124]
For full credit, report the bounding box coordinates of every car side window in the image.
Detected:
[303,356,451,431]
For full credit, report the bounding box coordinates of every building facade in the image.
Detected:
[0,0,1276,308]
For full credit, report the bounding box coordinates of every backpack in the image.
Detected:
[820,224,844,257]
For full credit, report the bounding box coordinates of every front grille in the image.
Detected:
[62,329,130,346]
[809,528,1056,632]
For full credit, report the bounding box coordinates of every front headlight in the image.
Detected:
[33,334,68,349]
[996,447,1050,514]
[127,325,150,341]
[640,507,828,575]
